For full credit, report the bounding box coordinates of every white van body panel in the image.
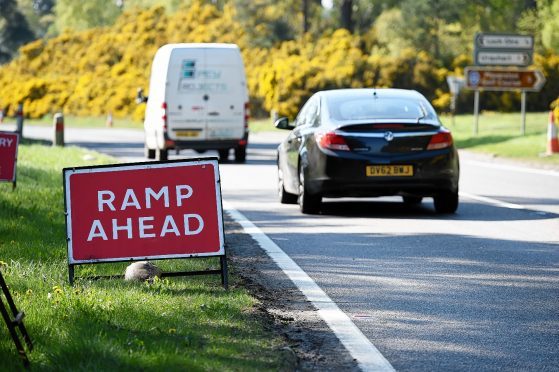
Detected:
[144,43,248,152]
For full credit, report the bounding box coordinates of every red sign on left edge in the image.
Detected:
[63,159,224,264]
[0,131,19,183]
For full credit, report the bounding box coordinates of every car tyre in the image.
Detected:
[156,148,168,161]
[434,191,459,214]
[145,145,156,160]
[298,167,321,214]
[234,145,247,163]
[278,168,297,204]
[403,196,423,205]
[218,148,229,161]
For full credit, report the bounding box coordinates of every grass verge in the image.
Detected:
[440,111,559,166]
[0,141,283,371]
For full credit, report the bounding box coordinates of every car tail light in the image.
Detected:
[427,130,453,150]
[162,102,168,131]
[316,131,350,151]
[244,102,250,131]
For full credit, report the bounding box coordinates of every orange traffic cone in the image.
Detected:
[547,110,559,155]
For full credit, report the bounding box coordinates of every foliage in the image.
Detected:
[15,0,55,38]
[0,0,35,63]
[541,0,559,52]
[53,0,122,33]
[1,1,559,120]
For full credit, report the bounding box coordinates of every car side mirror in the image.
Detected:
[136,88,148,104]
[274,117,294,130]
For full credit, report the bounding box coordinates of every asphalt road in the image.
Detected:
[12,124,559,371]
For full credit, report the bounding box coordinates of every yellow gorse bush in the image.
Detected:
[0,1,558,120]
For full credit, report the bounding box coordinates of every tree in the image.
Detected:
[0,0,35,63]
[16,0,56,38]
[340,0,353,32]
[53,0,122,32]
[541,0,559,52]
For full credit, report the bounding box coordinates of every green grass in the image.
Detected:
[440,111,559,166]
[2,115,141,129]
[0,142,284,371]
[249,118,281,133]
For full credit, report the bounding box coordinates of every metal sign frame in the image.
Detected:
[63,157,228,288]
[0,270,33,368]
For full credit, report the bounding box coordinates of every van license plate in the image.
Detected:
[366,165,413,177]
[175,131,200,138]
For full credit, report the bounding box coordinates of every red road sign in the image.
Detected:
[0,131,19,183]
[63,159,224,264]
[464,67,546,91]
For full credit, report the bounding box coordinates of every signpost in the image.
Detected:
[446,76,465,126]
[63,158,228,287]
[467,33,544,135]
[0,131,19,189]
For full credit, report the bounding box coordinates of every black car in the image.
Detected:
[275,88,460,214]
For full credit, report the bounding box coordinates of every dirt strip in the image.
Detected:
[224,214,360,372]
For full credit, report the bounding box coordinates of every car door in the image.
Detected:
[285,95,318,191]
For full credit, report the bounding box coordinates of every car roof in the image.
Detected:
[319,88,425,100]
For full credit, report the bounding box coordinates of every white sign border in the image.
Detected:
[63,158,225,264]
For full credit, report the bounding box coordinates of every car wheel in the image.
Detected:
[298,166,321,214]
[218,148,229,161]
[434,191,459,214]
[403,196,423,205]
[234,145,247,163]
[156,148,168,161]
[278,168,297,204]
[145,145,156,160]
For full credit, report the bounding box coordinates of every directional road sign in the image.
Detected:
[474,33,534,66]
[475,33,533,50]
[474,50,533,66]
[464,67,546,92]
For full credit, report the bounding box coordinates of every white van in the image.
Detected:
[142,43,249,162]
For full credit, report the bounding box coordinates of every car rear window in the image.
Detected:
[326,95,438,122]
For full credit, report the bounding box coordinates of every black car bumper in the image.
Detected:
[306,149,459,197]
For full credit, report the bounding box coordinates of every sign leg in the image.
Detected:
[68,264,75,286]
[473,90,480,136]
[0,272,31,368]
[220,256,229,290]
[521,90,527,136]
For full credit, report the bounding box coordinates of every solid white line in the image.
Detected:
[462,159,559,178]
[459,192,525,210]
[225,203,395,372]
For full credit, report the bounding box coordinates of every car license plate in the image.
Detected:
[175,131,200,137]
[366,165,413,176]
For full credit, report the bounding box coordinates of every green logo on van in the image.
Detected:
[182,60,196,79]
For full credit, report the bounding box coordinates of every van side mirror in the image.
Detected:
[274,117,294,130]
[136,88,148,104]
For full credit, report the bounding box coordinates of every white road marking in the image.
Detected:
[462,159,559,178]
[225,203,395,372]
[459,192,525,210]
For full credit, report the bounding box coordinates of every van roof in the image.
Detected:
[158,43,240,52]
